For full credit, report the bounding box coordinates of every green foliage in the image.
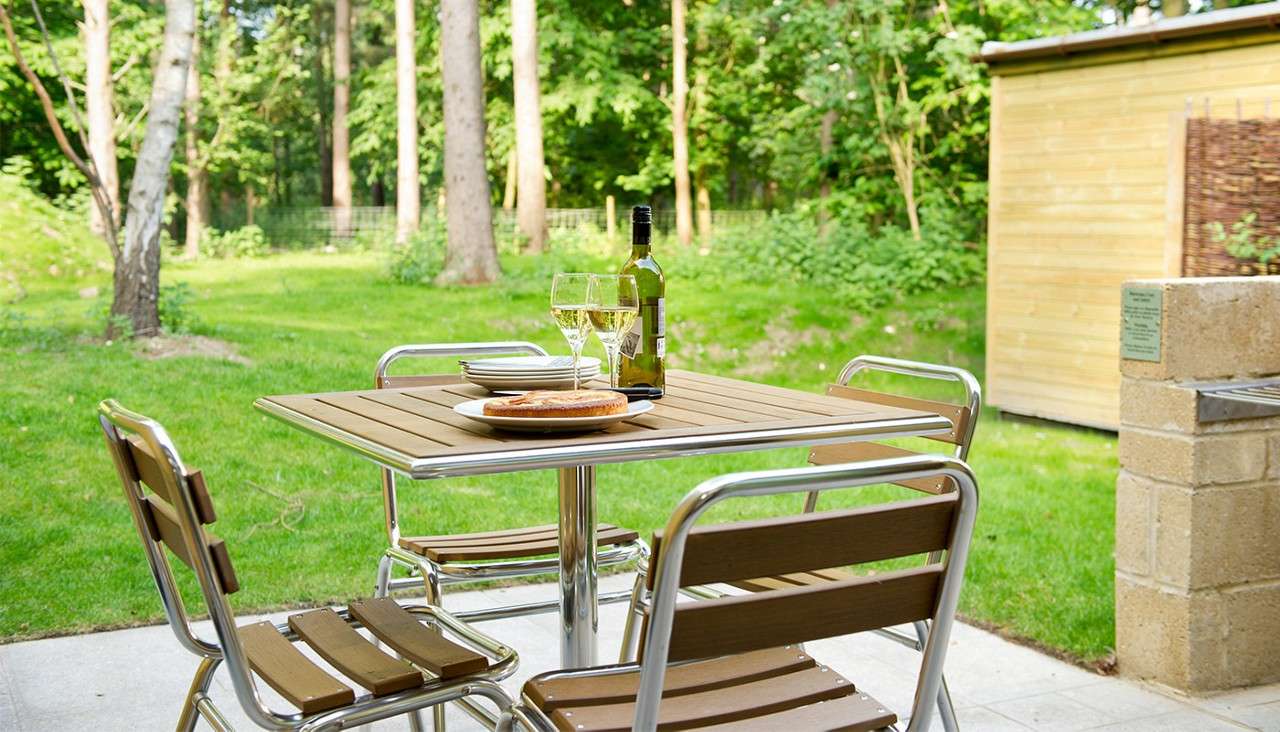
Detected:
[157,282,198,334]
[684,210,984,311]
[203,225,269,259]
[386,222,447,284]
[1207,212,1280,269]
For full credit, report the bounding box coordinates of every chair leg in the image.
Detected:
[176,656,220,732]
[618,571,647,662]
[913,620,959,732]
[375,553,393,598]
[496,709,518,732]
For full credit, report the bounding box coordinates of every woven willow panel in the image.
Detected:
[1183,118,1280,277]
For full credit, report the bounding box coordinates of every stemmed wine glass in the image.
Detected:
[587,274,639,388]
[550,273,592,390]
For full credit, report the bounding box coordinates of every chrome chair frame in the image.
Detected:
[616,354,981,730]
[99,400,518,732]
[498,454,980,732]
[371,342,646,622]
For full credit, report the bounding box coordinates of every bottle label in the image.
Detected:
[620,317,642,358]
[656,335,666,358]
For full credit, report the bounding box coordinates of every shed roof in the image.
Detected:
[980,2,1280,66]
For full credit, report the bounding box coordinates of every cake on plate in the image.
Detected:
[483,389,627,418]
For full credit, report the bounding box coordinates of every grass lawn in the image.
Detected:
[0,210,1117,665]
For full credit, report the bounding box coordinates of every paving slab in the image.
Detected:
[0,576,1277,731]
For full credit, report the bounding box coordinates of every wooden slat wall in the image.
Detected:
[986,41,1280,429]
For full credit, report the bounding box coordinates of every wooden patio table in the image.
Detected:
[255,368,955,669]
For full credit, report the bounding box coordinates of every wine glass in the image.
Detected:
[550,273,592,390]
[587,274,639,388]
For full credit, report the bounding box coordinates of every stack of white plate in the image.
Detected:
[461,355,601,391]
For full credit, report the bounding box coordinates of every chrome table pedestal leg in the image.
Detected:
[558,465,598,668]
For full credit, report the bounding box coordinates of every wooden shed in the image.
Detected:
[980,4,1280,430]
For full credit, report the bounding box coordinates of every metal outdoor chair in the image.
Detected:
[498,453,980,732]
[372,342,647,620]
[617,354,981,730]
[99,399,517,732]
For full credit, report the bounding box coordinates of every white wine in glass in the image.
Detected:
[551,273,592,390]
[587,274,639,388]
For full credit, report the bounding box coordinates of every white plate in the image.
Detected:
[463,374,597,390]
[464,367,599,378]
[452,398,653,433]
[460,356,601,372]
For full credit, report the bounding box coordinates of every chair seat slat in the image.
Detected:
[288,609,422,696]
[239,621,355,714]
[694,691,898,731]
[524,646,816,711]
[347,598,489,679]
[545,664,854,732]
[402,525,638,562]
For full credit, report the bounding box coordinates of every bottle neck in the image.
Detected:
[631,222,651,256]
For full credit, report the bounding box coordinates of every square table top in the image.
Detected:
[255,369,956,479]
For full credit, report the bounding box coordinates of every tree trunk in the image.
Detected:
[671,0,692,247]
[111,0,195,338]
[436,0,499,285]
[82,0,118,235]
[395,0,420,243]
[502,147,516,211]
[817,107,836,235]
[333,0,353,236]
[695,169,711,246]
[511,0,546,253]
[886,136,920,240]
[183,18,208,258]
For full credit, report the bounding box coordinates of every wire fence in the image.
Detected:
[214,205,768,246]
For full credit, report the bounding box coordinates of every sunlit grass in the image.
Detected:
[0,250,1116,662]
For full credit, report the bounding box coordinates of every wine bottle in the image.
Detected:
[618,205,665,390]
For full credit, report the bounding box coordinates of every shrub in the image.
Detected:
[685,208,984,311]
[204,225,269,259]
[387,222,447,284]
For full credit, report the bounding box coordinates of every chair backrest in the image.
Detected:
[807,355,981,496]
[373,341,547,544]
[100,400,240,649]
[99,400,295,728]
[635,454,978,732]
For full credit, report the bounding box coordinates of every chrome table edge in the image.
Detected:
[254,396,953,479]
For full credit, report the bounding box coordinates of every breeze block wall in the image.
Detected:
[1116,275,1280,693]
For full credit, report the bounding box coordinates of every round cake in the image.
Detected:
[483,389,627,418]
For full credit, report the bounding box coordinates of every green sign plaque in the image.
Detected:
[1121,286,1162,362]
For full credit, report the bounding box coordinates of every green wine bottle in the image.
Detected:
[618,205,665,390]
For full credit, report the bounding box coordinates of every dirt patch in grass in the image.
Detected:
[735,308,830,378]
[136,335,252,366]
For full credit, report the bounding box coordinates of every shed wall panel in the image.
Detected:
[986,41,1280,429]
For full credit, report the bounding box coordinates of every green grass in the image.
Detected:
[0,212,1117,663]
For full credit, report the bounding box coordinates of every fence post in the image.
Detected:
[605,195,616,240]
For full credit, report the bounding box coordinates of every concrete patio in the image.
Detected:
[1,575,1276,731]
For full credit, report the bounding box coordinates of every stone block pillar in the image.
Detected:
[1117,276,1280,693]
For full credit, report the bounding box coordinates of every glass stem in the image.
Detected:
[572,347,581,390]
[606,347,619,388]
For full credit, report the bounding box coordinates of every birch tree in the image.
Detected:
[437,0,499,284]
[2,0,195,336]
[82,0,118,236]
[511,0,546,253]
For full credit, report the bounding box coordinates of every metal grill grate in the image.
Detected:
[1196,379,1280,422]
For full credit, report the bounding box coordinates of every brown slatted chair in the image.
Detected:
[497,453,979,732]
[99,399,517,732]
[617,355,981,730]
[372,343,646,618]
